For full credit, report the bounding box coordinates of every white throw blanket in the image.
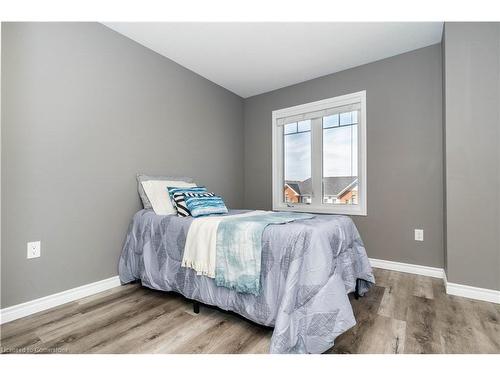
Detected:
[182,211,267,277]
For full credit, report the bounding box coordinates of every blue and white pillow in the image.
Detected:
[183,192,228,217]
[172,191,214,217]
[167,186,209,217]
[167,186,208,198]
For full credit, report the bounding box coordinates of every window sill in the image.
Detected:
[273,204,367,216]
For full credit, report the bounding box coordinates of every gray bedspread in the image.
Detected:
[118,209,375,354]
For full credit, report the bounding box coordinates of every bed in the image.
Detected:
[118,209,374,354]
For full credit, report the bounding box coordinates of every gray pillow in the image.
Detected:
[136,174,194,209]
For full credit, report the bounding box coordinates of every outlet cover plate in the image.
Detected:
[414,229,424,241]
[27,241,41,259]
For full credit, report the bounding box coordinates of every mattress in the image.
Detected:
[118,209,375,353]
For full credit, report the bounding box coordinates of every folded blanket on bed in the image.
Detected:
[182,211,268,277]
[182,211,314,295]
[215,211,314,295]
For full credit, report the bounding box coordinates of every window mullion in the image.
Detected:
[277,125,284,206]
[311,117,323,207]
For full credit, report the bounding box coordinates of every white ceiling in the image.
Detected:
[104,22,443,98]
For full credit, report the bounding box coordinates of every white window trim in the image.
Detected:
[272,90,367,216]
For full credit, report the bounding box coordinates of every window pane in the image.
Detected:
[339,111,352,126]
[284,122,298,135]
[297,120,311,132]
[323,114,339,128]
[322,113,358,205]
[283,124,311,205]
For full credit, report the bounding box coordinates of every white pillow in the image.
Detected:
[141,180,196,215]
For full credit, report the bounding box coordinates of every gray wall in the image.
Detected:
[443,23,500,290]
[244,44,444,268]
[4,22,497,309]
[1,22,244,308]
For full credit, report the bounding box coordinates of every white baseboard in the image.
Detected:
[0,276,121,324]
[370,258,499,304]
[445,279,500,304]
[369,258,445,279]
[2,257,499,325]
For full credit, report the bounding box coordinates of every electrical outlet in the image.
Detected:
[27,241,41,259]
[414,229,424,242]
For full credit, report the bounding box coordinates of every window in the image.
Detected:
[272,91,366,215]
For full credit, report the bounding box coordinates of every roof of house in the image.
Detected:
[285,176,358,197]
[285,182,302,196]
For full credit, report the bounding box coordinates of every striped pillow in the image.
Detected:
[167,186,209,216]
[172,192,214,217]
[167,186,208,199]
[183,192,228,217]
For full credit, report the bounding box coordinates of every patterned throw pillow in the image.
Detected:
[167,186,208,199]
[167,186,209,217]
[172,192,214,217]
[183,192,228,217]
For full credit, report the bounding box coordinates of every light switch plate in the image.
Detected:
[27,241,41,259]
[414,229,424,242]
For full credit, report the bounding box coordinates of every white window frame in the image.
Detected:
[272,90,367,216]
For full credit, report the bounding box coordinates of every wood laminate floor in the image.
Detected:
[1,268,499,354]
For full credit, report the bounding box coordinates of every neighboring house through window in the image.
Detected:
[272,91,367,215]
